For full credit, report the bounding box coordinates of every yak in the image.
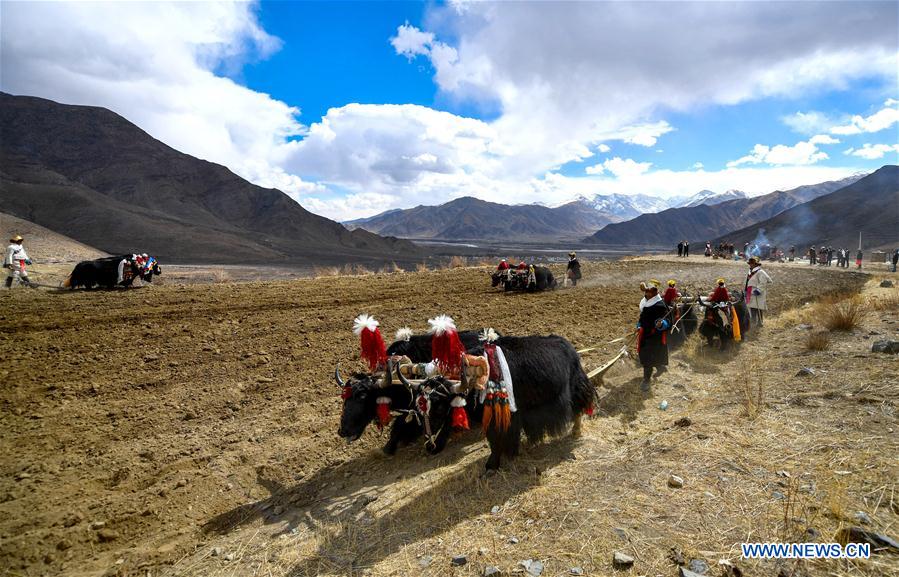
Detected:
[337,330,485,455]
[66,255,161,289]
[491,266,557,292]
[413,334,596,470]
[697,291,750,350]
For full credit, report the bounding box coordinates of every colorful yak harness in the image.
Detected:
[480,342,517,433]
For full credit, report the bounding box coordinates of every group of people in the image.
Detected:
[808,246,862,269]
[4,234,36,288]
[635,256,772,391]
[675,241,690,257]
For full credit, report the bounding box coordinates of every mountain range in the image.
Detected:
[583,174,866,247]
[0,93,419,265]
[714,166,898,251]
[346,196,618,241]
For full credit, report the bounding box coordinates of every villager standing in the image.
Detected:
[4,234,35,288]
[566,252,582,286]
[677,241,683,258]
[745,257,772,328]
[636,281,669,392]
[789,245,795,262]
[704,242,712,257]
[808,246,816,265]
[856,249,863,269]
[683,240,690,257]
[891,249,898,273]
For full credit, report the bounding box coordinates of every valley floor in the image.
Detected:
[0,258,896,577]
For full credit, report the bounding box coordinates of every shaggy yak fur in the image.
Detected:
[66,256,161,289]
[697,291,750,350]
[491,266,558,292]
[426,335,597,470]
[338,330,485,455]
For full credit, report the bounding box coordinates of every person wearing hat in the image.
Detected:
[636,281,669,391]
[566,251,582,286]
[707,278,732,328]
[663,279,681,306]
[745,257,773,327]
[4,234,34,288]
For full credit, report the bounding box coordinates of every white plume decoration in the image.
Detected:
[395,327,414,342]
[479,328,499,343]
[353,314,379,336]
[427,314,457,336]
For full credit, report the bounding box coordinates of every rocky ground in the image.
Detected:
[0,256,896,577]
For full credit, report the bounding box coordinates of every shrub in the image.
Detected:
[804,331,830,351]
[820,297,867,331]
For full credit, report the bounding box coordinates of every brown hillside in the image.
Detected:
[0,93,421,265]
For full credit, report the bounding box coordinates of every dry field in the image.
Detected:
[1,256,896,577]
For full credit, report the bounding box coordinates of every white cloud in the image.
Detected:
[782,110,837,135]
[844,143,899,160]
[597,144,611,153]
[0,1,306,195]
[585,157,652,177]
[728,135,839,168]
[390,23,435,59]
[830,100,899,135]
[693,162,705,170]
[403,2,896,180]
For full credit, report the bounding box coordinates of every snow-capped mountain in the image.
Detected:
[678,189,748,208]
[572,193,677,219]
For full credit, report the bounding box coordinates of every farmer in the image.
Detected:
[566,251,582,286]
[856,249,863,269]
[663,279,680,306]
[4,234,35,288]
[636,281,669,391]
[745,257,773,328]
[683,240,690,257]
[891,249,898,273]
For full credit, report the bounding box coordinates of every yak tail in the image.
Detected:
[481,404,493,434]
[495,405,511,432]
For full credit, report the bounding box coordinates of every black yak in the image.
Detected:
[337,329,486,455]
[413,334,597,470]
[491,265,557,292]
[697,291,750,350]
[65,255,160,289]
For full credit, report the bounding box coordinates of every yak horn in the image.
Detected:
[335,364,346,387]
[382,359,394,388]
[396,366,413,389]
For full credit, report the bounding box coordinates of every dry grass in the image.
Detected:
[868,289,899,311]
[211,268,230,284]
[819,296,868,331]
[804,330,831,351]
[312,265,340,278]
[415,262,429,273]
[448,255,466,269]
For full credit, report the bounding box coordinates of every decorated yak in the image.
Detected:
[697,291,750,350]
[409,331,597,470]
[65,254,161,289]
[491,265,557,292]
[337,315,487,455]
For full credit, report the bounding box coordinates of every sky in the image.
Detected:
[1,0,897,221]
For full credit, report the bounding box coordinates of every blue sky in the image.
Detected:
[1,1,897,219]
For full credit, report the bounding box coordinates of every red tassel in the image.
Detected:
[451,406,469,430]
[376,397,391,429]
[360,328,387,372]
[341,385,352,400]
[429,315,465,375]
[585,404,594,416]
